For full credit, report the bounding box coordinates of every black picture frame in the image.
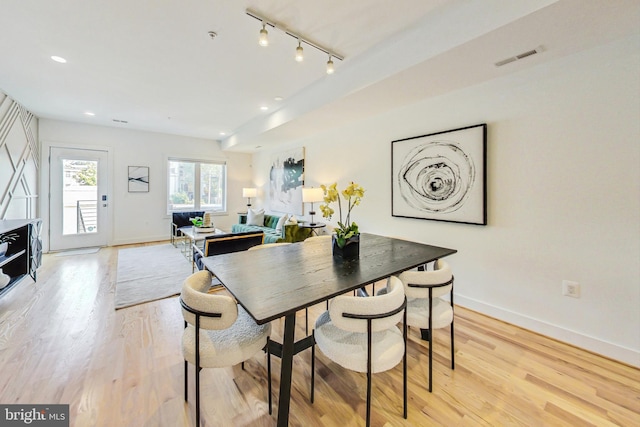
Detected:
[391,124,487,225]
[128,166,149,193]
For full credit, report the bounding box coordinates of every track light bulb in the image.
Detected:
[295,42,304,62]
[326,56,335,74]
[259,24,268,46]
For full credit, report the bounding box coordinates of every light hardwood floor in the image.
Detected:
[0,242,638,426]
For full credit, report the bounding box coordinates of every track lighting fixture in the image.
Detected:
[326,55,335,74]
[295,41,304,62]
[259,23,268,46]
[246,9,344,74]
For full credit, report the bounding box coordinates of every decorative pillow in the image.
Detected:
[285,215,298,225]
[275,214,289,233]
[247,208,265,226]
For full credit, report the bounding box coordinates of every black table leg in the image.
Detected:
[277,313,296,427]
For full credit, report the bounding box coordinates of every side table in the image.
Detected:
[298,222,326,236]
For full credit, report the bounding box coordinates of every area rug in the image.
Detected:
[115,244,192,309]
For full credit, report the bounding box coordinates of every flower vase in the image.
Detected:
[332,234,360,261]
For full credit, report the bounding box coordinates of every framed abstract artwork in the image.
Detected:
[269,147,305,215]
[392,124,487,225]
[128,166,149,192]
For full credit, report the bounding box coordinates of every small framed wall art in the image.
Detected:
[128,166,149,192]
[392,123,487,225]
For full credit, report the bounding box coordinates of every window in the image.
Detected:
[167,159,226,213]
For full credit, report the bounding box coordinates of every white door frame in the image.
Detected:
[40,141,113,252]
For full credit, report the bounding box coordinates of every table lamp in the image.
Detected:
[242,187,257,208]
[302,187,324,226]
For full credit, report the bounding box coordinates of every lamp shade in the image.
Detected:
[302,187,324,203]
[242,187,257,198]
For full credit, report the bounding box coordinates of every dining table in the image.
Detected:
[200,232,457,426]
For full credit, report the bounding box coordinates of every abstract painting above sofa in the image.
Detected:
[269,147,304,215]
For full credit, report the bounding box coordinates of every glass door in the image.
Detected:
[49,147,109,251]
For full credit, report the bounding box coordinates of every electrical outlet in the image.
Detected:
[562,280,580,298]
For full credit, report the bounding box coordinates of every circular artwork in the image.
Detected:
[398,140,475,214]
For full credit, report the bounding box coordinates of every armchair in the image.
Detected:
[171,211,204,246]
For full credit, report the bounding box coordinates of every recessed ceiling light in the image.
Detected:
[51,56,67,63]
[274,96,283,101]
[219,132,226,136]
[260,106,268,111]
[84,112,95,116]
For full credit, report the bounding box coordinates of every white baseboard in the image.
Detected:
[455,295,640,368]
[110,235,170,246]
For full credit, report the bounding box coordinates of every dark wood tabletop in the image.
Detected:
[200,233,457,324]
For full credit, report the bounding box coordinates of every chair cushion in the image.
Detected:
[314,310,404,373]
[182,305,271,368]
[406,297,453,330]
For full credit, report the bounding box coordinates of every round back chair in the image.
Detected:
[180,270,271,425]
[312,276,407,427]
[398,259,454,392]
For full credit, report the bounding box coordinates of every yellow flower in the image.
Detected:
[319,181,365,246]
[319,204,335,219]
[322,183,339,203]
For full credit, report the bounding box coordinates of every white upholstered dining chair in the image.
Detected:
[247,242,292,250]
[312,275,407,427]
[180,270,271,425]
[303,234,332,242]
[384,259,454,392]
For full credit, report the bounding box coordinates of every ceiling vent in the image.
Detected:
[495,46,544,67]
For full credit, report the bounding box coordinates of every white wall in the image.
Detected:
[39,121,253,248]
[251,36,640,366]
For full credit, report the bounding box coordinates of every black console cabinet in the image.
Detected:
[0,219,42,298]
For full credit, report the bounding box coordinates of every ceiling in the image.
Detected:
[0,0,638,152]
